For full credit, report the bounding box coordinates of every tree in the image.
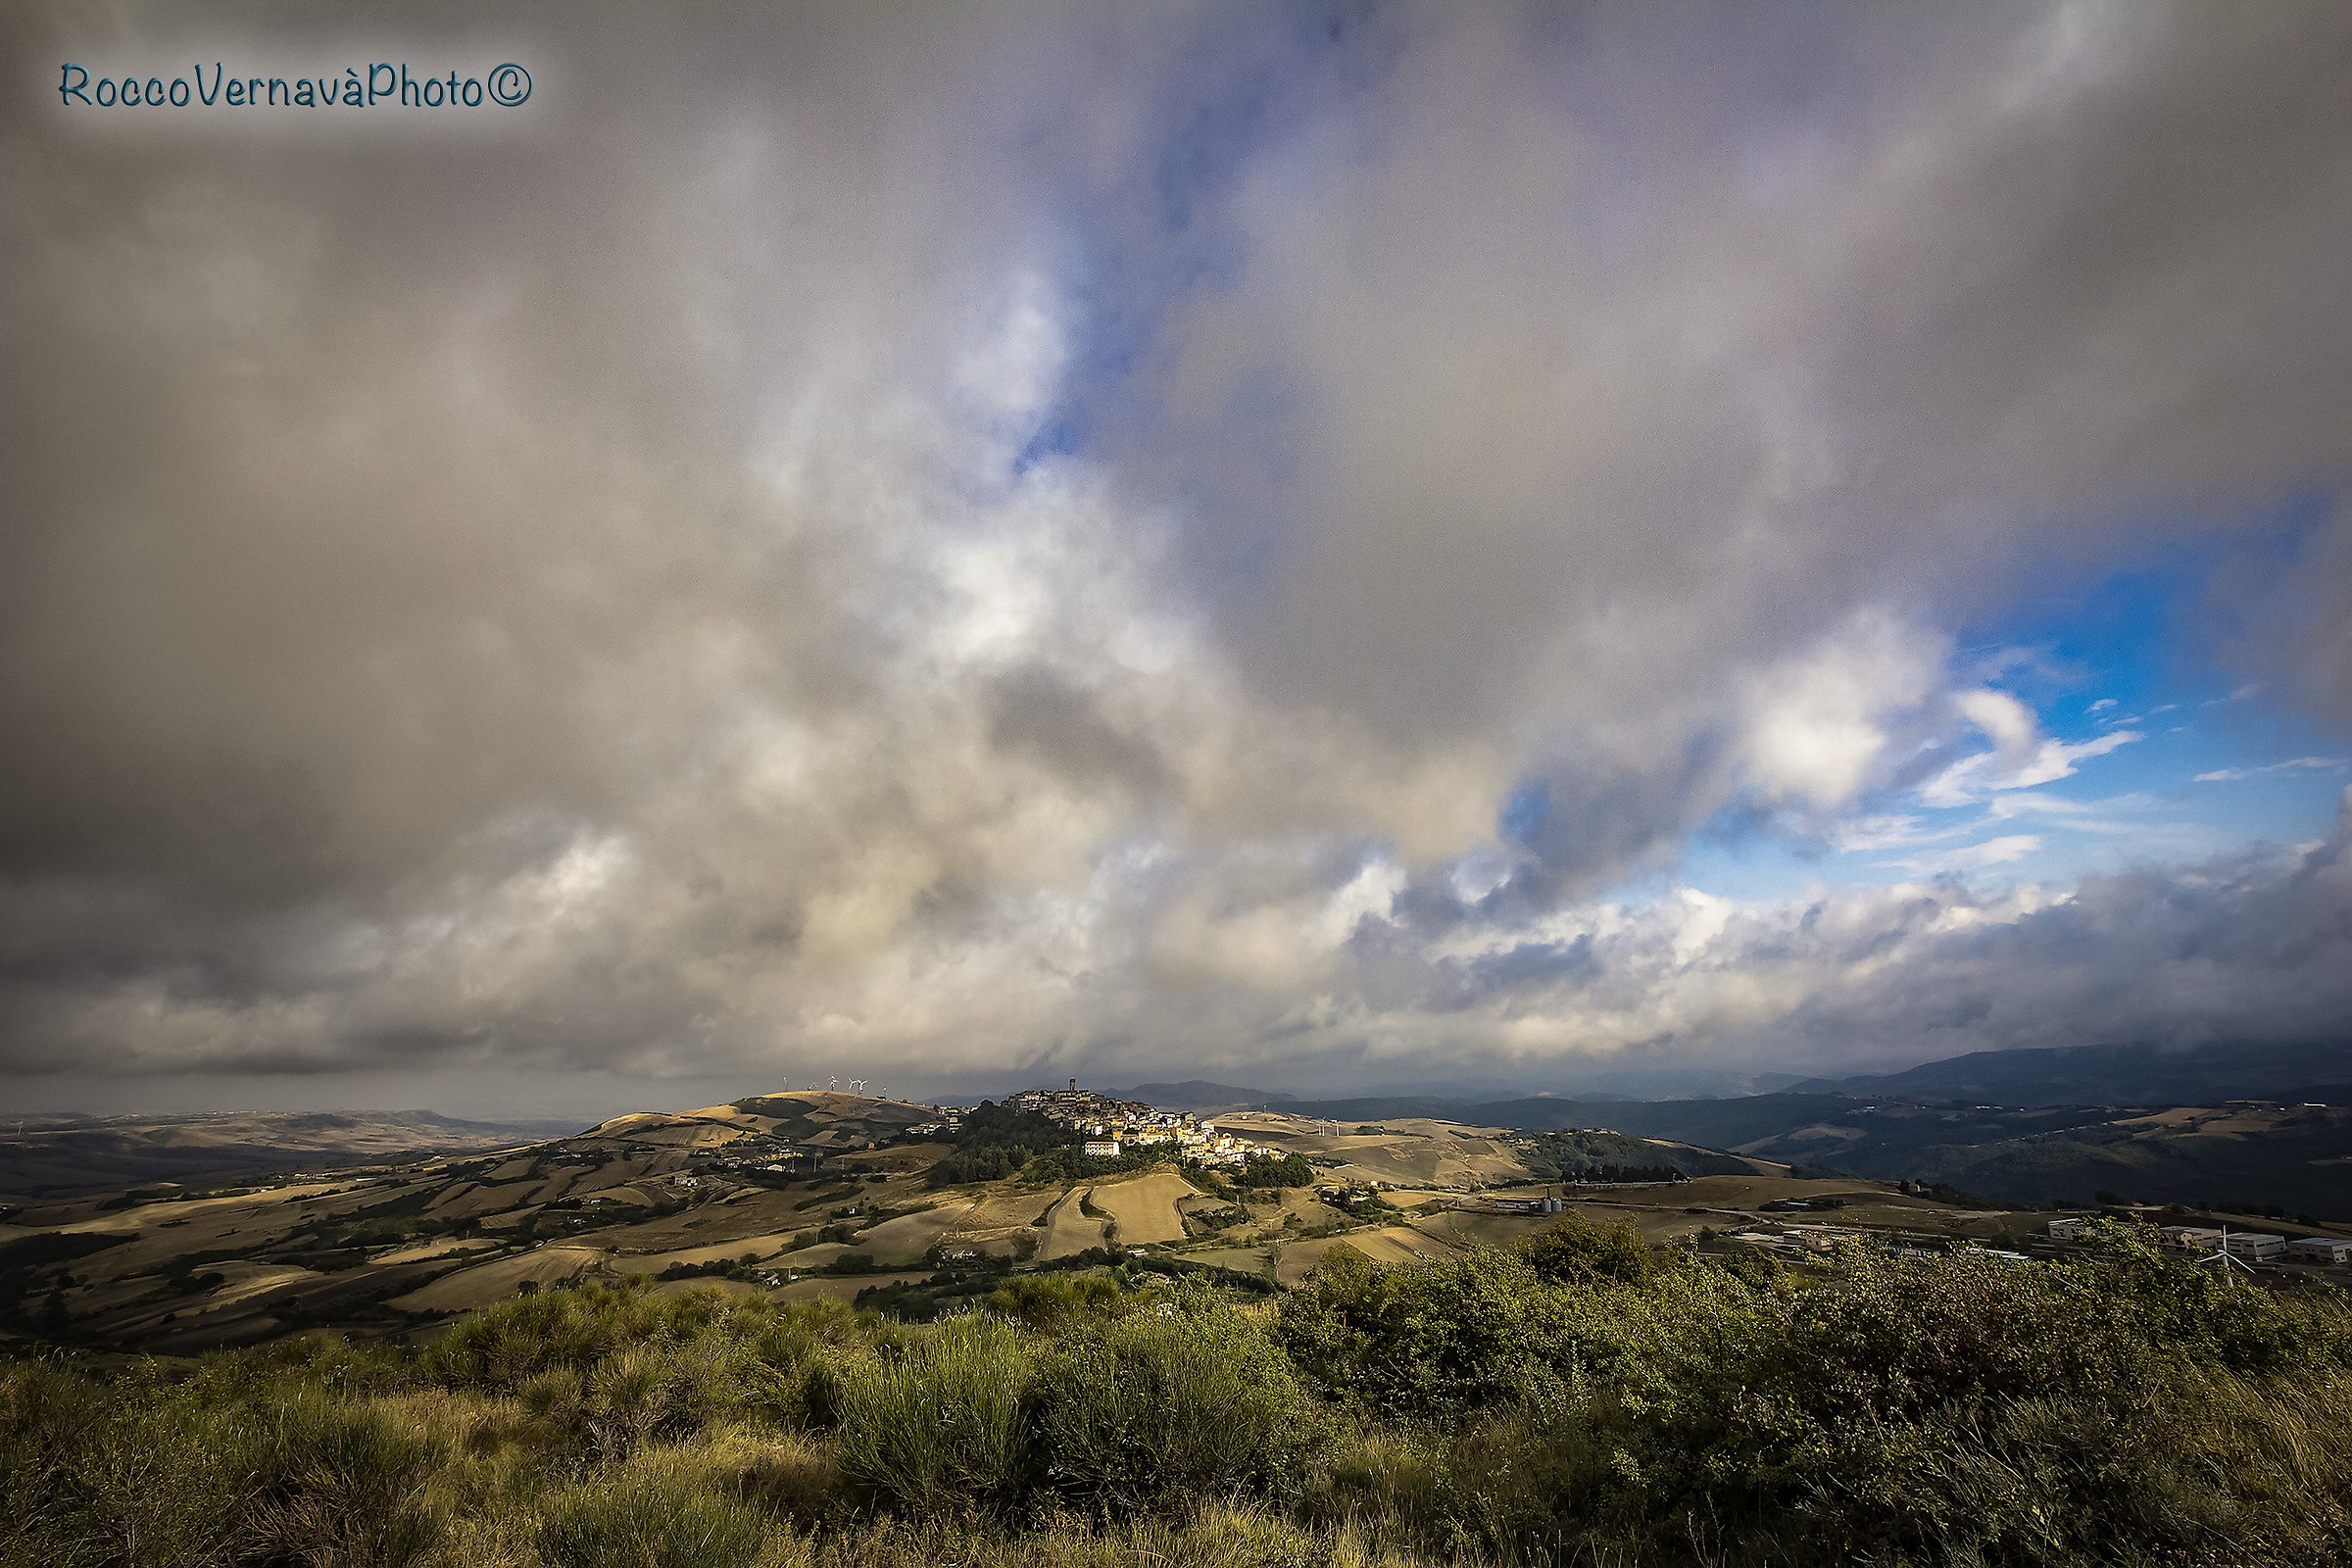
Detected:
[1516,1212,1653,1287]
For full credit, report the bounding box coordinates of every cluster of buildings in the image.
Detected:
[1483,1194,1567,1215]
[1010,1081,1275,1166]
[2047,1216,2352,1265]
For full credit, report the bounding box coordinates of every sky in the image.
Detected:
[4,2,2349,1121]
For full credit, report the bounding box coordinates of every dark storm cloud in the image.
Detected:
[2,2,2348,1101]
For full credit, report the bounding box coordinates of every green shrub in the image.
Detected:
[1515,1211,1654,1286]
[421,1280,739,1394]
[519,1338,754,1462]
[984,1272,1124,1329]
[1031,1293,1311,1504]
[237,1391,447,1566]
[1278,1230,2352,1564]
[1274,1245,1572,1417]
[826,1315,1031,1513]
[0,1357,269,1568]
[537,1465,774,1568]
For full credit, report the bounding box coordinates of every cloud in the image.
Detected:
[2,3,2349,1100]
[2196,758,2348,783]
[2012,730,2145,787]
[1881,836,2042,875]
[2089,698,2118,712]
[1732,612,1945,812]
[1920,698,2145,806]
[1827,814,1947,853]
[1318,787,2352,1082]
[1980,791,2168,836]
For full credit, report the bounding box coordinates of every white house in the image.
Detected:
[2286,1237,2352,1263]
[1083,1140,1120,1157]
[2047,1217,2089,1241]
[2221,1232,2286,1262]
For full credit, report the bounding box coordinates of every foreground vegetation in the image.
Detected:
[7,1218,2352,1567]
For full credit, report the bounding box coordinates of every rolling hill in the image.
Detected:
[0,1110,588,1199]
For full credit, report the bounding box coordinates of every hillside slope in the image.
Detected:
[0,1110,586,1199]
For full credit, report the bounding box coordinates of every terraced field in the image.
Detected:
[1040,1188,1108,1258]
[1086,1171,1199,1246]
[849,1204,969,1265]
[389,1246,604,1312]
[1273,1226,1457,1285]
[623,1230,811,1273]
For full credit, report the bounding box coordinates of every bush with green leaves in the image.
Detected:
[1280,1218,2352,1563]
[536,1462,776,1568]
[1030,1289,1313,1504]
[420,1280,739,1394]
[1274,1243,1578,1417]
[1516,1209,1655,1286]
[819,1313,1031,1514]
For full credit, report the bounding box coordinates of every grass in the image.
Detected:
[5,1217,2352,1565]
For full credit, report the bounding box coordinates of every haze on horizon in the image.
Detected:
[4,2,2350,1123]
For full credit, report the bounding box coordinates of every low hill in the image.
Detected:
[0,1110,586,1199]
[1852,1102,2352,1215]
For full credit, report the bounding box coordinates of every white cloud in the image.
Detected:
[1828,813,1949,852]
[2197,757,2347,783]
[1981,791,2165,835]
[1919,695,2143,807]
[1881,835,2042,875]
[1734,612,1944,812]
[1984,791,2095,817]
[2010,729,2144,788]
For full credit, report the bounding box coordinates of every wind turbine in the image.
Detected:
[2201,1223,2258,1289]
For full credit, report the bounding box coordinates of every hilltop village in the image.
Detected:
[685,1081,1280,1182]
[1005,1081,1275,1163]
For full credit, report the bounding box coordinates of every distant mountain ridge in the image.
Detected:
[1788,1040,2352,1107]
